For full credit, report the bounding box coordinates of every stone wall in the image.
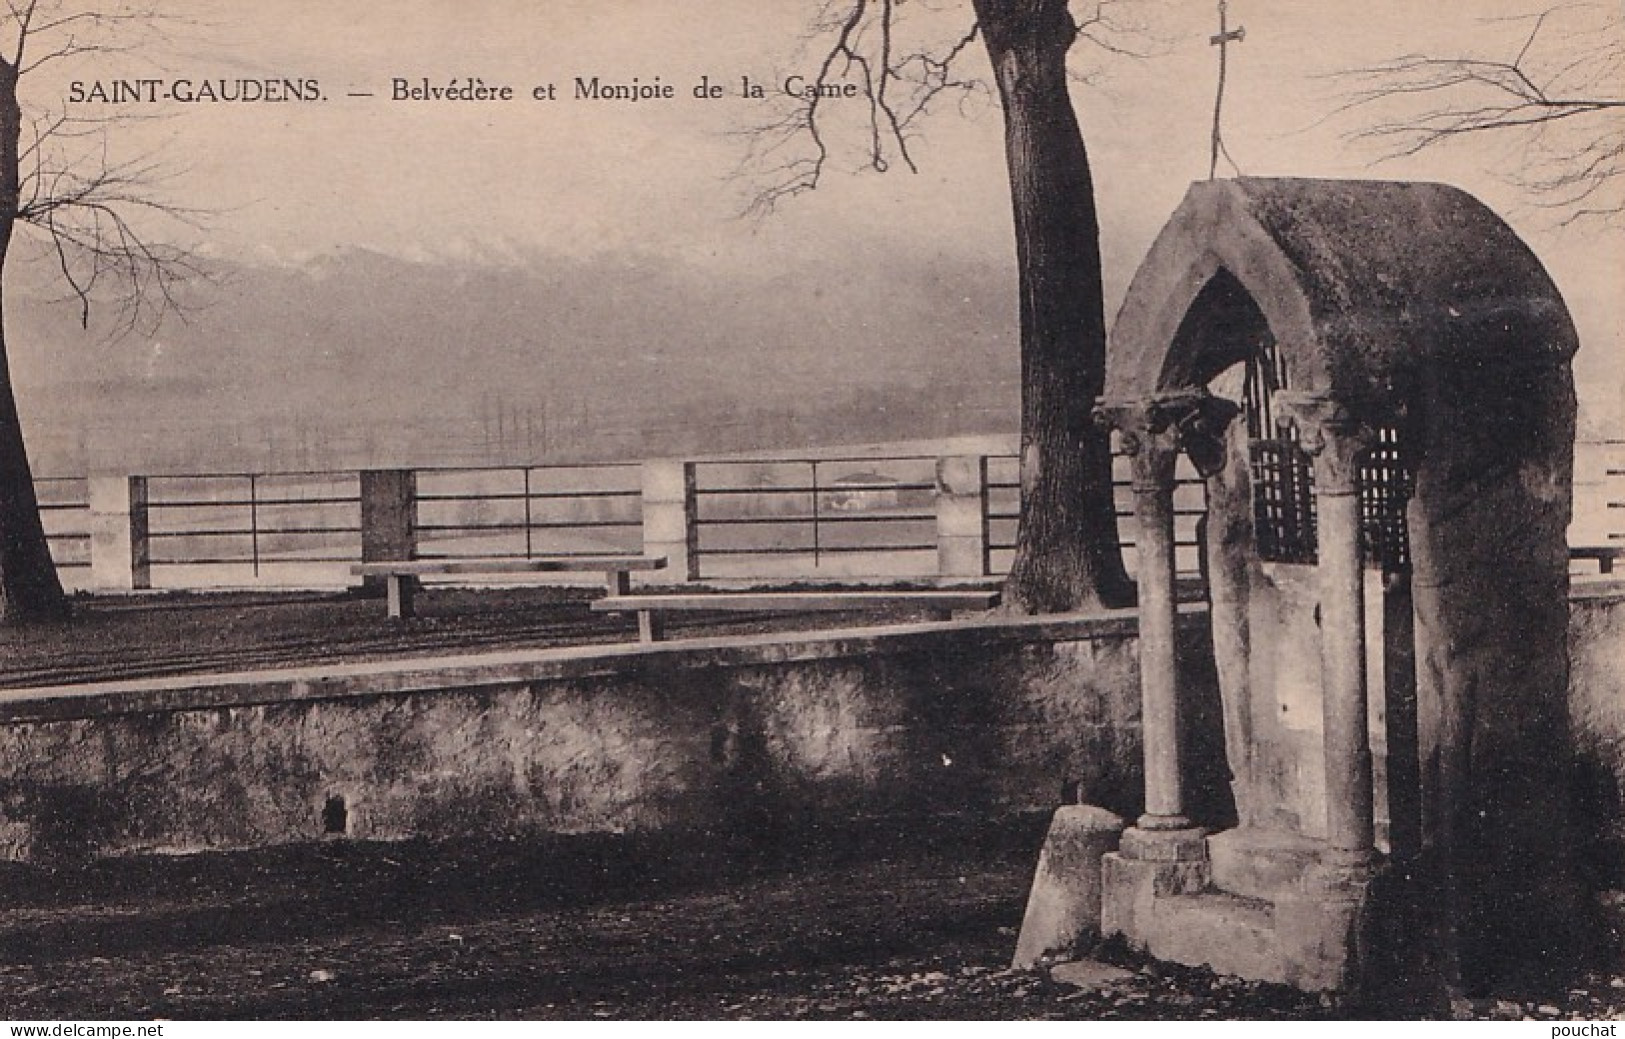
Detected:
[1567,581,1625,882]
[0,612,1224,864]
[0,584,1615,868]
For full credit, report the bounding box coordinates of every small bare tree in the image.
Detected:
[0,1,205,623]
[1336,3,1625,225]
[742,0,1160,613]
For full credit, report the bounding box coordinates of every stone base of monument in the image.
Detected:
[1010,805,1125,969]
[1100,825,1376,994]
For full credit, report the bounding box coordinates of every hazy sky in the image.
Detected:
[12,0,1623,442]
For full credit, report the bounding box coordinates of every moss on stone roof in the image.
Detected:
[1107,177,1578,403]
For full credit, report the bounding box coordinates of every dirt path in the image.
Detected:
[0,821,1325,1021]
[2,824,1624,1020]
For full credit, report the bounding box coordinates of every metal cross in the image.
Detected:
[1209,0,1245,180]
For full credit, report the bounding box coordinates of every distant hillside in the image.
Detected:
[7,246,1022,475]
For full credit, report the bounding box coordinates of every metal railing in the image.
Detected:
[985,452,1210,577]
[36,476,91,571]
[691,456,940,580]
[414,463,642,562]
[146,471,363,576]
[35,441,1624,591]
[1609,463,1623,543]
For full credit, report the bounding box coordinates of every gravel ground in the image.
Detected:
[0,587,978,690]
[0,820,1621,1021]
[0,821,1321,1021]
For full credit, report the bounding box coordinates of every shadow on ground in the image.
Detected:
[2,812,1622,1019]
[0,813,1330,1021]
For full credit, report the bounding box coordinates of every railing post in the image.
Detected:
[360,469,417,593]
[642,460,698,582]
[89,475,150,591]
[936,455,988,578]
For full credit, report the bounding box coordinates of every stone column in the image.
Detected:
[1096,397,1188,832]
[1097,394,1216,953]
[89,475,150,591]
[1278,393,1376,866]
[642,460,699,582]
[936,455,988,578]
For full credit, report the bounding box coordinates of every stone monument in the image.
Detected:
[1085,177,1581,1001]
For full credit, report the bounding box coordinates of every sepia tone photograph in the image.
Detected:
[0,0,1621,1023]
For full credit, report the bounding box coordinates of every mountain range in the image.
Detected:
[9,245,1022,476]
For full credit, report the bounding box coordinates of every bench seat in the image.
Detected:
[591,589,1001,642]
[352,555,666,618]
[1570,546,1624,574]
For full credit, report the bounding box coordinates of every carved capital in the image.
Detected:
[1172,395,1242,478]
[1273,391,1374,495]
[1096,395,1181,491]
[1095,390,1242,487]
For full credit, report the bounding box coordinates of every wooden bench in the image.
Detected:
[352,555,667,618]
[591,589,1002,643]
[1571,545,1625,575]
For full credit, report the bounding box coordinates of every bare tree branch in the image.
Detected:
[735,0,1159,218]
[1072,0,1165,59]
[0,1,206,335]
[1333,2,1625,224]
[17,143,209,333]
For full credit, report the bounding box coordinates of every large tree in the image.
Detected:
[745,0,1151,612]
[0,1,197,624]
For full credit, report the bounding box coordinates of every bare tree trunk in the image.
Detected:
[0,62,67,623]
[975,0,1131,613]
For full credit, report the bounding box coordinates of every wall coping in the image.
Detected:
[1570,578,1625,603]
[0,607,1201,725]
[6,579,1618,727]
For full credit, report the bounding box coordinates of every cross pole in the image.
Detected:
[1209,0,1245,180]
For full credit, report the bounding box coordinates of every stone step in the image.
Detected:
[1146,889,1284,985]
[1207,826,1324,903]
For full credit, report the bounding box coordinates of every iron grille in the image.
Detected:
[1239,338,1411,570]
[1357,426,1412,572]
[1251,438,1319,564]
[1248,427,1412,570]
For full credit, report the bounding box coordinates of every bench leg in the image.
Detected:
[1603,557,1615,575]
[606,569,632,596]
[387,575,417,619]
[637,610,665,643]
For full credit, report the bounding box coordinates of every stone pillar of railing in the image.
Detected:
[642,460,698,582]
[89,475,150,591]
[936,455,988,578]
[1277,392,1377,867]
[359,469,417,593]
